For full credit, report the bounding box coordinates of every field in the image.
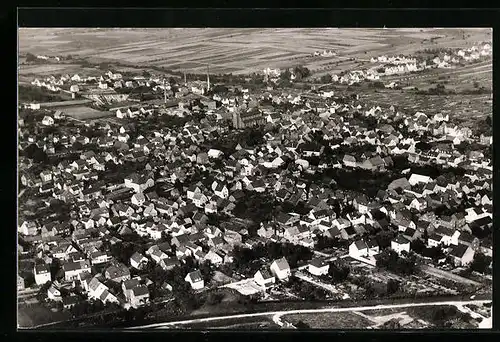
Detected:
[18,303,72,328]
[170,316,280,330]
[283,311,374,329]
[60,106,114,120]
[18,28,491,76]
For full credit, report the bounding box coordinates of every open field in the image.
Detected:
[62,106,114,120]
[19,28,491,76]
[18,303,72,328]
[173,316,280,330]
[19,63,103,77]
[283,311,373,329]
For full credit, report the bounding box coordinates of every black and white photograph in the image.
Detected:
[17,27,492,330]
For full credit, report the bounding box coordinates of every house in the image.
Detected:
[207,149,224,159]
[47,283,62,302]
[427,233,444,248]
[19,220,38,236]
[130,252,149,270]
[87,277,118,304]
[434,226,459,246]
[457,232,480,250]
[212,182,229,199]
[62,260,91,282]
[185,270,204,290]
[131,193,146,206]
[42,116,55,126]
[90,251,110,265]
[360,156,385,171]
[254,268,276,287]
[130,285,150,308]
[105,263,131,283]
[34,264,51,285]
[391,235,411,255]
[153,254,177,270]
[387,177,411,192]
[18,275,25,291]
[408,174,432,186]
[449,244,475,267]
[270,257,291,281]
[343,154,357,168]
[308,258,329,276]
[204,250,223,266]
[349,240,369,258]
[62,295,80,310]
[366,239,380,255]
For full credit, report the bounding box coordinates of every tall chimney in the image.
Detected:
[163,78,167,104]
[184,72,187,85]
[206,64,210,91]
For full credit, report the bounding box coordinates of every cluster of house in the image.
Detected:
[433,43,492,67]
[32,55,62,62]
[330,42,491,85]
[28,69,213,106]
[18,65,492,309]
[370,55,418,65]
[312,50,337,57]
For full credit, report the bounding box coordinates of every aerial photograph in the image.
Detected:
[17,28,492,330]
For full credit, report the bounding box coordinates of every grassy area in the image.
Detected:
[283,311,374,329]
[18,303,72,328]
[405,305,476,328]
[175,316,279,330]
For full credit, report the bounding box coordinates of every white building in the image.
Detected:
[254,269,276,287]
[308,259,329,276]
[34,264,51,285]
[270,257,291,281]
[391,235,411,255]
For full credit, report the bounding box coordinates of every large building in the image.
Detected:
[232,107,265,129]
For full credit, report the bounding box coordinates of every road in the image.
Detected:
[131,298,491,329]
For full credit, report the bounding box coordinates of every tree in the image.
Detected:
[26,53,37,62]
[328,261,350,282]
[280,69,292,81]
[485,115,492,127]
[295,320,311,329]
[375,230,395,249]
[72,141,84,151]
[470,253,492,274]
[293,66,311,81]
[386,279,400,295]
[32,148,48,164]
[36,281,52,302]
[199,260,214,284]
[206,291,225,305]
[320,74,333,84]
[381,319,401,329]
[410,239,426,254]
[142,70,151,78]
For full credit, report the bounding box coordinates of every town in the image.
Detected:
[18,29,492,330]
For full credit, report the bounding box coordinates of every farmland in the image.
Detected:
[18,28,491,77]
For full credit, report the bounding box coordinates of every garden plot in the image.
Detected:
[223,279,263,296]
